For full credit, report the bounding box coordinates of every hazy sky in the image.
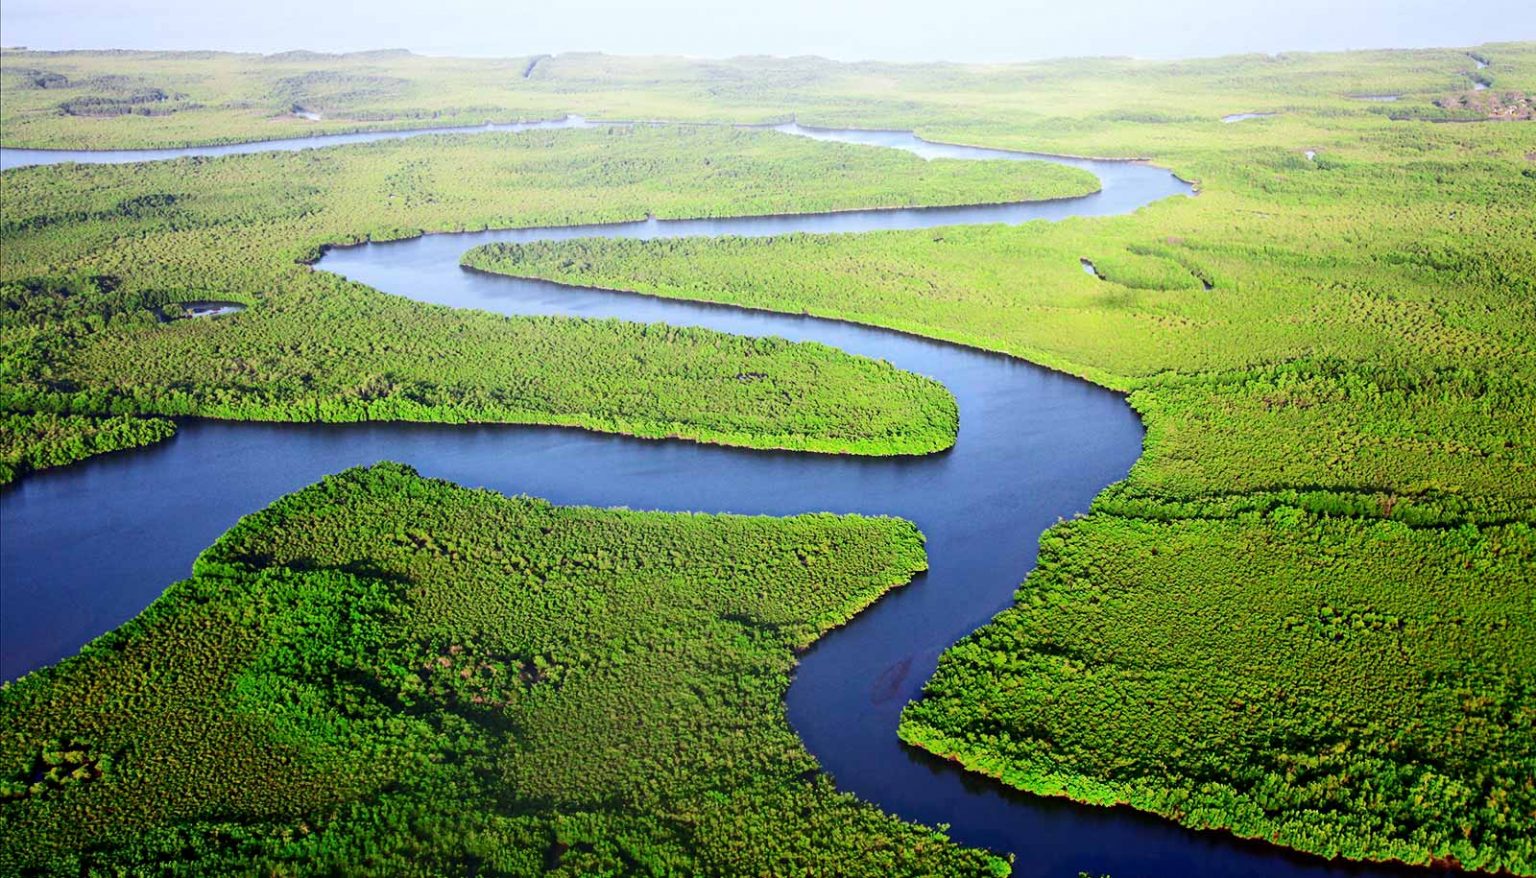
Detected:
[2,0,1529,63]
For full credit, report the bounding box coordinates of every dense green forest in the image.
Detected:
[0,126,1104,472]
[903,502,1535,873]
[0,411,175,484]
[457,56,1536,874]
[0,464,1006,876]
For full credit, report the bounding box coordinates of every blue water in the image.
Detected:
[0,123,1436,876]
[0,115,602,171]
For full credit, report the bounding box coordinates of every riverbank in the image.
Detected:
[0,412,175,485]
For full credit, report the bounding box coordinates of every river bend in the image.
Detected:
[0,121,1432,876]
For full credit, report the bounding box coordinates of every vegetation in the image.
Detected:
[3,41,1535,872]
[454,51,1536,874]
[0,126,1106,466]
[902,500,1535,873]
[0,411,175,484]
[3,44,1533,149]
[463,122,1536,502]
[0,463,1007,875]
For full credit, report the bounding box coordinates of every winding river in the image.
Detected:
[0,121,1439,876]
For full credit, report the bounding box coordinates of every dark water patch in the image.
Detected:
[156,300,247,320]
[1221,112,1277,123]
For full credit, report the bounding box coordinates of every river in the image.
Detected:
[0,121,1439,876]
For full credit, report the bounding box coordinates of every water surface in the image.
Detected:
[0,116,602,170]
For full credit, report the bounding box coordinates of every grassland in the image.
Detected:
[453,51,1536,874]
[0,463,1007,875]
[0,126,1104,475]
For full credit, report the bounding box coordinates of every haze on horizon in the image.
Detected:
[2,0,1529,64]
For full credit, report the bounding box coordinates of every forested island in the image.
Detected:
[1,464,1005,875]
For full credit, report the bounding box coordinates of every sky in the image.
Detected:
[1,0,1530,63]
